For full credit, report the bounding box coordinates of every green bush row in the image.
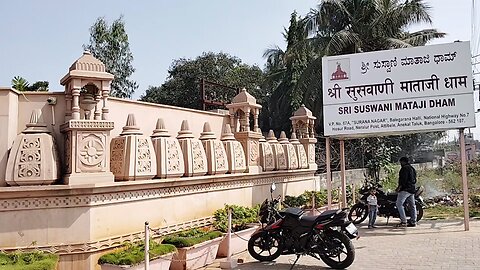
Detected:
[213,204,259,232]
[163,228,223,248]
[284,190,341,208]
[0,251,58,270]
[98,240,176,266]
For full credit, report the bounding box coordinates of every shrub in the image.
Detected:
[163,228,222,248]
[98,240,176,266]
[213,205,259,232]
[0,251,58,270]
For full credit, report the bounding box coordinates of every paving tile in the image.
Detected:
[200,218,480,270]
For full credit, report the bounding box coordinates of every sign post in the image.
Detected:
[459,128,470,231]
[322,42,476,230]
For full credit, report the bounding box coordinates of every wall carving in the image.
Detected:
[110,138,125,176]
[18,138,42,178]
[136,138,152,173]
[233,142,246,169]
[249,140,258,163]
[61,120,114,130]
[213,141,227,171]
[0,216,214,255]
[191,141,206,173]
[78,134,105,168]
[166,140,182,172]
[0,172,313,212]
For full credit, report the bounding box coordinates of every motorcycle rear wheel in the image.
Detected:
[319,230,355,269]
[248,231,283,262]
[348,203,368,224]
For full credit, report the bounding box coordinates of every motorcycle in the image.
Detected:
[348,181,424,225]
[248,183,358,269]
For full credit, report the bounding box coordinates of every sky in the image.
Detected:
[0,0,478,136]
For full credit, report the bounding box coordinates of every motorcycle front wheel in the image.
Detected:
[319,230,355,269]
[348,203,368,224]
[248,231,283,262]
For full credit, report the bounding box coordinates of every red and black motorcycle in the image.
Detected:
[248,184,358,269]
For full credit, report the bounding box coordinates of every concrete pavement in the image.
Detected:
[203,218,480,270]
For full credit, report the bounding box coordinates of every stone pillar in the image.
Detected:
[266,130,287,170]
[199,122,228,175]
[278,131,298,170]
[258,128,274,172]
[110,114,156,181]
[290,133,308,169]
[151,118,184,179]
[177,120,208,177]
[290,105,317,170]
[5,109,60,185]
[300,136,318,170]
[71,88,81,120]
[61,119,115,184]
[221,124,246,174]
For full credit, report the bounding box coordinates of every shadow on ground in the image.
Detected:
[236,261,330,270]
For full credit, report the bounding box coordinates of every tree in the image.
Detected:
[84,16,138,98]
[11,76,49,92]
[263,12,319,135]
[141,52,266,112]
[11,76,29,91]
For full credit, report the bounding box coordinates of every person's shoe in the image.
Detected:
[395,222,407,228]
[368,226,372,229]
[407,223,416,227]
[371,225,378,228]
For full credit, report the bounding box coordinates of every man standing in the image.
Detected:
[395,157,417,227]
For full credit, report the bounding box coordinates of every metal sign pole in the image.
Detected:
[459,128,470,231]
[340,139,347,208]
[326,137,332,209]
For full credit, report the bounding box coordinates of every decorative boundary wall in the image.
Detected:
[0,170,314,255]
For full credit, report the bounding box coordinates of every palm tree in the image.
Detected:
[11,76,30,91]
[303,0,446,55]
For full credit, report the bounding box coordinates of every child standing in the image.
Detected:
[367,188,378,229]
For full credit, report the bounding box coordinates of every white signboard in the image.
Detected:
[322,41,475,137]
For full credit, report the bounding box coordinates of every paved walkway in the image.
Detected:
[203,218,480,270]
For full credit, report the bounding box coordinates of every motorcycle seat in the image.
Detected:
[298,210,337,226]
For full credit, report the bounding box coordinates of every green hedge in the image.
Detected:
[213,205,259,232]
[163,228,222,248]
[98,240,176,266]
[0,251,58,270]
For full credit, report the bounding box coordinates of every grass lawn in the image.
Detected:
[424,205,480,220]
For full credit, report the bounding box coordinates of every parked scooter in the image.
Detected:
[248,183,358,269]
[348,181,424,225]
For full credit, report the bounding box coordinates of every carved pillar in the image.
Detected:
[266,130,287,170]
[221,124,246,174]
[199,122,228,175]
[151,118,184,179]
[65,91,72,120]
[290,133,308,169]
[102,90,109,120]
[94,91,102,120]
[278,131,298,170]
[300,137,317,170]
[253,109,259,131]
[258,128,274,172]
[61,119,115,185]
[110,114,156,181]
[71,88,81,120]
[177,120,207,177]
[5,109,60,186]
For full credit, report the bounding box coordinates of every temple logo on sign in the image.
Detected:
[329,58,350,81]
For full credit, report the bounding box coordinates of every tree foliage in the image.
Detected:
[263,0,446,177]
[140,52,266,111]
[84,16,138,98]
[11,76,49,91]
